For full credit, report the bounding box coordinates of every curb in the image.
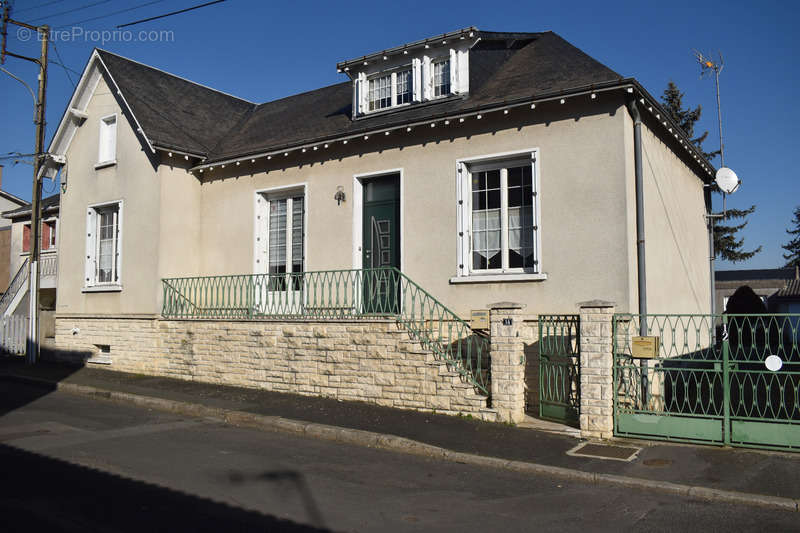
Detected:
[4,373,798,513]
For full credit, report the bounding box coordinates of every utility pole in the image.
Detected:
[2,2,49,364]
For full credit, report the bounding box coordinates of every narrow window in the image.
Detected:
[433,59,451,97]
[96,206,119,283]
[86,202,122,287]
[264,194,305,290]
[395,69,412,105]
[98,115,117,164]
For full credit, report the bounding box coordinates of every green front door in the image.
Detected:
[362,174,400,313]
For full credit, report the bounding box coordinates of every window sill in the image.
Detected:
[94,160,117,170]
[82,284,123,293]
[449,273,548,284]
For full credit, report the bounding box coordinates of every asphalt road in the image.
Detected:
[1,382,797,532]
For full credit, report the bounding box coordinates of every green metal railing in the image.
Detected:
[161,268,490,394]
[538,315,580,425]
[614,313,800,452]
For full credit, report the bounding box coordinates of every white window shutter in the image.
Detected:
[355,73,367,115]
[449,49,458,94]
[412,58,422,102]
[457,49,469,93]
[108,118,117,159]
[456,162,466,276]
[115,205,122,283]
[85,209,97,286]
[422,56,431,100]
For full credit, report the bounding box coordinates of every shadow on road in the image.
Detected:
[0,441,330,532]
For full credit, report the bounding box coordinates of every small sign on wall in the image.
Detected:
[631,336,660,359]
[470,309,490,330]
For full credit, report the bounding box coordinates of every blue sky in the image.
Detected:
[1,0,796,270]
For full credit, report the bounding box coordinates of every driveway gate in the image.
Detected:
[613,314,800,452]
[538,315,580,425]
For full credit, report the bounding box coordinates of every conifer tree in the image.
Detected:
[782,206,800,268]
[660,81,760,263]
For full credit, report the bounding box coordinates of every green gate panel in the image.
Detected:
[731,421,800,450]
[540,403,578,424]
[617,413,723,443]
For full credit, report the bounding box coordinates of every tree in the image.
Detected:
[660,81,760,263]
[782,206,800,268]
[661,81,720,161]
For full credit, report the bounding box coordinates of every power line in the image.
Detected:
[10,1,64,16]
[50,39,74,88]
[117,0,225,28]
[59,0,166,27]
[49,59,80,76]
[28,0,111,23]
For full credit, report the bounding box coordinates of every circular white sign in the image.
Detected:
[764,355,783,372]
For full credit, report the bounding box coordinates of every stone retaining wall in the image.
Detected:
[54,316,496,420]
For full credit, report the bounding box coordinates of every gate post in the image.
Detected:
[489,302,526,424]
[577,300,615,440]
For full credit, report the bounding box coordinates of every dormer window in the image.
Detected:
[344,29,475,118]
[368,74,392,111]
[396,69,412,105]
[432,58,450,97]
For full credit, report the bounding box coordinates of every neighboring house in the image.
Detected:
[773,278,800,314]
[0,165,29,294]
[715,267,799,313]
[42,29,714,417]
[0,194,60,338]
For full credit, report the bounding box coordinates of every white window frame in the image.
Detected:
[253,184,308,276]
[83,200,123,292]
[362,65,414,115]
[97,113,117,167]
[431,56,451,99]
[452,149,546,284]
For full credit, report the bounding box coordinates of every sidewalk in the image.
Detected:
[2,357,799,511]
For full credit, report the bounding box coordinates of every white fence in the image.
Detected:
[1,315,28,355]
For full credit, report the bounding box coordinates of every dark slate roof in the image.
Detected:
[2,193,60,219]
[716,268,797,282]
[96,50,254,155]
[775,279,800,298]
[97,31,623,162]
[210,31,622,161]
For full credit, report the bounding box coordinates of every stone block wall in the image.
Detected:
[54,316,496,420]
[488,303,527,423]
[577,301,615,439]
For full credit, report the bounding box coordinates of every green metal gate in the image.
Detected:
[613,314,800,452]
[539,315,580,425]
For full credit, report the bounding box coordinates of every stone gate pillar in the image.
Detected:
[578,300,616,440]
[489,302,526,424]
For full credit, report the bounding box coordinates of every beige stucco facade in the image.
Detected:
[55,75,710,323]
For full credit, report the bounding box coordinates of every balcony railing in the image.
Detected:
[162,268,490,394]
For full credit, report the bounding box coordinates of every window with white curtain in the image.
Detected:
[457,153,539,277]
[432,58,451,97]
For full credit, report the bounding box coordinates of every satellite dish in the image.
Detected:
[715,167,740,194]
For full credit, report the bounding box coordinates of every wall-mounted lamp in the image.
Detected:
[334,185,346,205]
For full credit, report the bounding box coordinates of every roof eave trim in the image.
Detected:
[336,26,479,71]
[192,79,714,182]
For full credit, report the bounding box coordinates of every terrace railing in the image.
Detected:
[161,268,490,395]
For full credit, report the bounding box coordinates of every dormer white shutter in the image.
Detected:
[422,56,432,100]
[85,208,97,287]
[457,49,469,93]
[356,72,367,115]
[449,49,459,94]
[412,58,422,102]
